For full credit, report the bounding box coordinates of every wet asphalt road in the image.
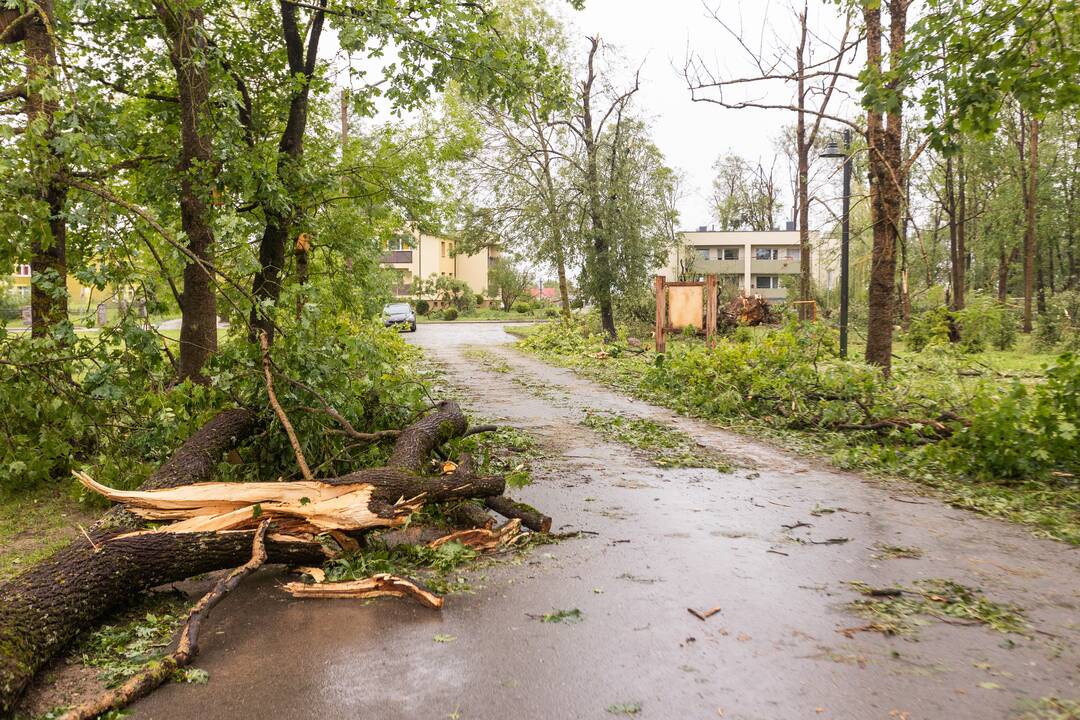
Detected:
[133,322,1079,720]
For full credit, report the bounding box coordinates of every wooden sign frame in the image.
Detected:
[655,274,717,353]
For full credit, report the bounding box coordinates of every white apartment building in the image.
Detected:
[662,228,836,301]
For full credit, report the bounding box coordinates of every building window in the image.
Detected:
[755,275,779,289]
[785,248,801,261]
[722,274,741,286]
[755,248,779,261]
[722,248,739,261]
[13,264,30,277]
[696,248,710,261]
[388,234,412,251]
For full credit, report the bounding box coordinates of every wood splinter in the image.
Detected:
[283,573,444,609]
[688,605,722,622]
[428,518,523,553]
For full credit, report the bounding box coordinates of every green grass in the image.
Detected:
[514,324,1080,544]
[580,411,731,472]
[0,489,97,581]
[418,307,555,322]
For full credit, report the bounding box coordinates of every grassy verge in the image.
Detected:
[418,307,555,323]
[512,321,1080,544]
[0,489,98,582]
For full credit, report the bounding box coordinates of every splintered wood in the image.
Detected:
[74,471,420,540]
[283,573,444,609]
[428,518,523,552]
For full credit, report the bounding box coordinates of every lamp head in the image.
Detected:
[820,140,844,159]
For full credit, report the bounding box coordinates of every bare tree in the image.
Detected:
[565,35,640,338]
[685,2,855,316]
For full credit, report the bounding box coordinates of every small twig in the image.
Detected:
[687,605,722,621]
[259,331,313,481]
[781,521,812,530]
[285,374,400,443]
[889,496,931,505]
[60,521,271,720]
[77,524,100,552]
[462,424,499,438]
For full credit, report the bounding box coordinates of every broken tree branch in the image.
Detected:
[58,521,272,720]
[0,401,497,714]
[485,495,552,533]
[259,329,314,481]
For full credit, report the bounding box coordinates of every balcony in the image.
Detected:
[379,250,413,265]
[749,286,788,300]
[694,259,743,274]
[750,258,800,274]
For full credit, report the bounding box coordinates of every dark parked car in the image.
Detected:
[382,302,416,332]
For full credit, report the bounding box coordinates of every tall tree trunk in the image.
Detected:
[8,2,70,338]
[538,138,572,319]
[156,0,218,382]
[796,10,812,316]
[554,241,571,318]
[863,0,907,375]
[1022,114,1039,332]
[580,37,617,339]
[946,154,959,309]
[998,238,1009,302]
[249,0,326,344]
[955,146,966,309]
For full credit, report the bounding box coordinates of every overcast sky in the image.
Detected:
[562,0,861,230]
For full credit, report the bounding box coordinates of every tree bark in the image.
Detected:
[248,0,326,344]
[796,7,812,314]
[10,1,70,338]
[485,495,552,533]
[155,0,219,382]
[1022,114,1039,332]
[863,0,907,375]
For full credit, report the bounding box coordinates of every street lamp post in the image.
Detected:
[821,129,852,358]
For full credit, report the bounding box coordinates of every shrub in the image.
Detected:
[955,297,1015,353]
[1035,314,1062,350]
[442,307,459,321]
[415,299,430,315]
[475,293,485,307]
[945,353,1080,478]
[906,298,1013,353]
[511,300,531,314]
[545,306,560,318]
[905,308,954,351]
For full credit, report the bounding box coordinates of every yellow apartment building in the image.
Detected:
[379,230,496,299]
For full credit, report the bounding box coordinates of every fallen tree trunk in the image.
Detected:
[0,400,499,715]
[58,521,273,720]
